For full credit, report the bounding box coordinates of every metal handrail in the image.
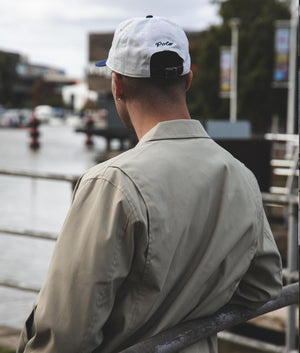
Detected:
[0,168,79,183]
[0,227,58,241]
[0,169,79,190]
[119,283,298,353]
[0,280,40,293]
[0,169,76,241]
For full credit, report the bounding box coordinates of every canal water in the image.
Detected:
[0,124,107,329]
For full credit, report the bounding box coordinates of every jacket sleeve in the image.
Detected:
[17,173,140,353]
[229,206,283,309]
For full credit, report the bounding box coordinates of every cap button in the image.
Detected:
[146,15,153,18]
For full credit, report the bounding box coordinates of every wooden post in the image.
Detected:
[85,114,94,147]
[28,114,40,149]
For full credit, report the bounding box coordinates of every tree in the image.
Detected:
[187,0,290,134]
[0,51,20,107]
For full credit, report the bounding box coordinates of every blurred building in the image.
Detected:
[16,57,66,77]
[0,49,78,108]
[62,81,98,112]
[87,33,114,94]
[16,55,78,107]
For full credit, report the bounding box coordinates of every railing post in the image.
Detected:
[285,203,298,351]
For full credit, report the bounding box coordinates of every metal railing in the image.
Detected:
[0,169,77,293]
[0,168,79,190]
[262,134,299,352]
[119,283,298,353]
[0,168,79,243]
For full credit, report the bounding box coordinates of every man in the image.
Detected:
[18,16,282,353]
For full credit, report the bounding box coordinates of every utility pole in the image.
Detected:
[286,0,297,134]
[229,18,240,123]
[285,3,298,350]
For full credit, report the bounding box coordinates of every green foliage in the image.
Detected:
[0,348,15,353]
[81,99,101,111]
[31,78,66,108]
[0,51,20,107]
[0,52,66,109]
[187,26,230,121]
[187,0,290,134]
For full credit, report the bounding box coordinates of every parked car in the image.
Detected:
[34,105,55,123]
[0,109,21,127]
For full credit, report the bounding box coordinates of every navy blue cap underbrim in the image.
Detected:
[95,59,107,67]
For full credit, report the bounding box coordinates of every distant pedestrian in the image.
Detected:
[18,16,282,353]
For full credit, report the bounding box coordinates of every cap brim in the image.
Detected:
[95,59,107,67]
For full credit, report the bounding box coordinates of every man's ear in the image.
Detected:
[186,70,193,92]
[112,72,125,99]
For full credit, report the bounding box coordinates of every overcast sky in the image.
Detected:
[1,0,221,78]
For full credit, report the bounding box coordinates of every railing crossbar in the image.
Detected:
[119,283,298,353]
[0,227,58,241]
[0,169,79,184]
[0,169,79,192]
[0,281,40,294]
[219,331,287,353]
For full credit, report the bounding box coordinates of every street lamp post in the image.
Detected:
[286,0,297,135]
[229,18,240,123]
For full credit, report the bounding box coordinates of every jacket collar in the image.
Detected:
[137,119,210,145]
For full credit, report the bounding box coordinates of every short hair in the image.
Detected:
[122,73,188,102]
[122,51,188,100]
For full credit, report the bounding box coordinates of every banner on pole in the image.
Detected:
[220,47,231,98]
[273,22,290,87]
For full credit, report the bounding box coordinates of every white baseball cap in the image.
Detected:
[95,15,191,79]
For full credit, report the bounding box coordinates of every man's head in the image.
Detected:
[96,16,193,136]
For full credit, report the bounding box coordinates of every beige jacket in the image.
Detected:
[18,119,282,353]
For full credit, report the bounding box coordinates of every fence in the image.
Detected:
[262,133,299,352]
[0,169,79,190]
[0,161,298,352]
[0,169,79,293]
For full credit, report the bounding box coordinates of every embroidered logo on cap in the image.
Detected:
[155,41,174,47]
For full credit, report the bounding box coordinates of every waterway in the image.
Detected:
[0,124,107,329]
